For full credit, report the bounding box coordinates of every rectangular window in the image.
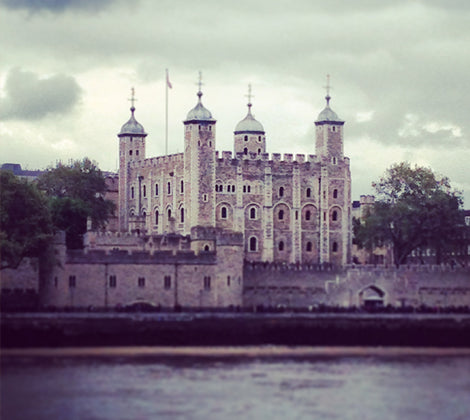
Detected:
[155,184,159,196]
[138,277,145,288]
[204,276,211,290]
[167,181,171,195]
[180,180,184,193]
[109,275,117,288]
[164,275,171,289]
[227,276,231,287]
[69,275,76,288]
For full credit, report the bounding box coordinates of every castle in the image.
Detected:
[116,80,351,265]
[38,77,352,309]
[4,77,470,310]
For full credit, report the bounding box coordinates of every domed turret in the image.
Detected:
[234,103,264,134]
[315,92,343,123]
[233,84,266,157]
[119,106,146,136]
[185,90,215,123]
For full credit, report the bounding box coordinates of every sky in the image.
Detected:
[1,0,469,206]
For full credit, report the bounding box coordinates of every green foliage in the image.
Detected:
[38,158,115,248]
[0,170,53,269]
[356,162,465,266]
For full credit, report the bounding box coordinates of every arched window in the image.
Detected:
[279,241,284,251]
[181,180,184,193]
[333,189,338,199]
[250,207,256,219]
[279,186,284,197]
[332,242,338,253]
[332,210,338,221]
[258,148,261,155]
[221,206,227,219]
[232,185,235,193]
[215,185,219,192]
[129,150,133,156]
[244,147,248,155]
[306,188,311,198]
[155,184,159,196]
[306,210,311,221]
[243,185,246,193]
[248,186,251,193]
[143,185,146,197]
[249,236,257,251]
[244,135,248,142]
[168,209,172,219]
[204,244,210,251]
[155,210,159,225]
[306,241,312,252]
[180,208,184,223]
[278,209,284,220]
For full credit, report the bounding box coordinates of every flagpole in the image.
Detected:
[165,68,169,156]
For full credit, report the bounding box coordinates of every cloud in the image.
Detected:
[0,0,118,13]
[0,68,82,120]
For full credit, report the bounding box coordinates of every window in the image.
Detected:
[258,148,261,155]
[136,150,139,156]
[231,185,235,193]
[323,212,326,221]
[333,189,338,199]
[204,244,210,251]
[306,210,311,221]
[244,147,248,155]
[278,209,284,220]
[221,206,227,219]
[131,187,134,199]
[295,211,299,220]
[167,181,171,195]
[54,277,58,288]
[306,242,312,252]
[168,209,172,219]
[248,186,251,193]
[155,184,159,196]
[129,150,133,155]
[279,241,284,251]
[332,242,338,253]
[109,275,117,288]
[180,207,184,223]
[332,210,338,221]
[215,185,219,192]
[243,185,246,193]
[69,275,76,288]
[244,135,248,142]
[306,188,311,198]
[203,194,208,202]
[258,136,261,142]
[143,185,146,197]
[155,210,159,225]
[164,275,171,289]
[249,236,257,251]
[227,276,231,287]
[204,276,211,290]
[250,207,256,219]
[138,277,145,288]
[180,180,184,193]
[279,186,284,197]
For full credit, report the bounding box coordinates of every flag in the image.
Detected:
[166,69,172,89]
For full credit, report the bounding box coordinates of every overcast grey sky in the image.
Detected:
[1,0,469,205]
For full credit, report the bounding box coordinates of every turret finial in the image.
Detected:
[128,87,137,112]
[245,84,253,113]
[324,74,331,107]
[196,71,203,101]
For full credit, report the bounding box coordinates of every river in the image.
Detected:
[2,347,470,420]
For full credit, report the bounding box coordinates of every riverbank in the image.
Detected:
[2,313,470,348]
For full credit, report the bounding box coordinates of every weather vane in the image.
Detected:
[129,87,137,109]
[197,71,203,92]
[245,84,253,106]
[324,74,331,105]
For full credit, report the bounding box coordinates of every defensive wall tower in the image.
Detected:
[183,77,217,229]
[117,89,147,232]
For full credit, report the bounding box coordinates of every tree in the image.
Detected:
[0,170,53,269]
[38,158,115,248]
[355,162,464,266]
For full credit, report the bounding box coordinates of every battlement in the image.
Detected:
[245,260,339,272]
[66,248,216,265]
[346,264,470,274]
[216,151,321,166]
[129,153,184,169]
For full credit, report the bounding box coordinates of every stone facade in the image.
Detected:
[116,85,352,266]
